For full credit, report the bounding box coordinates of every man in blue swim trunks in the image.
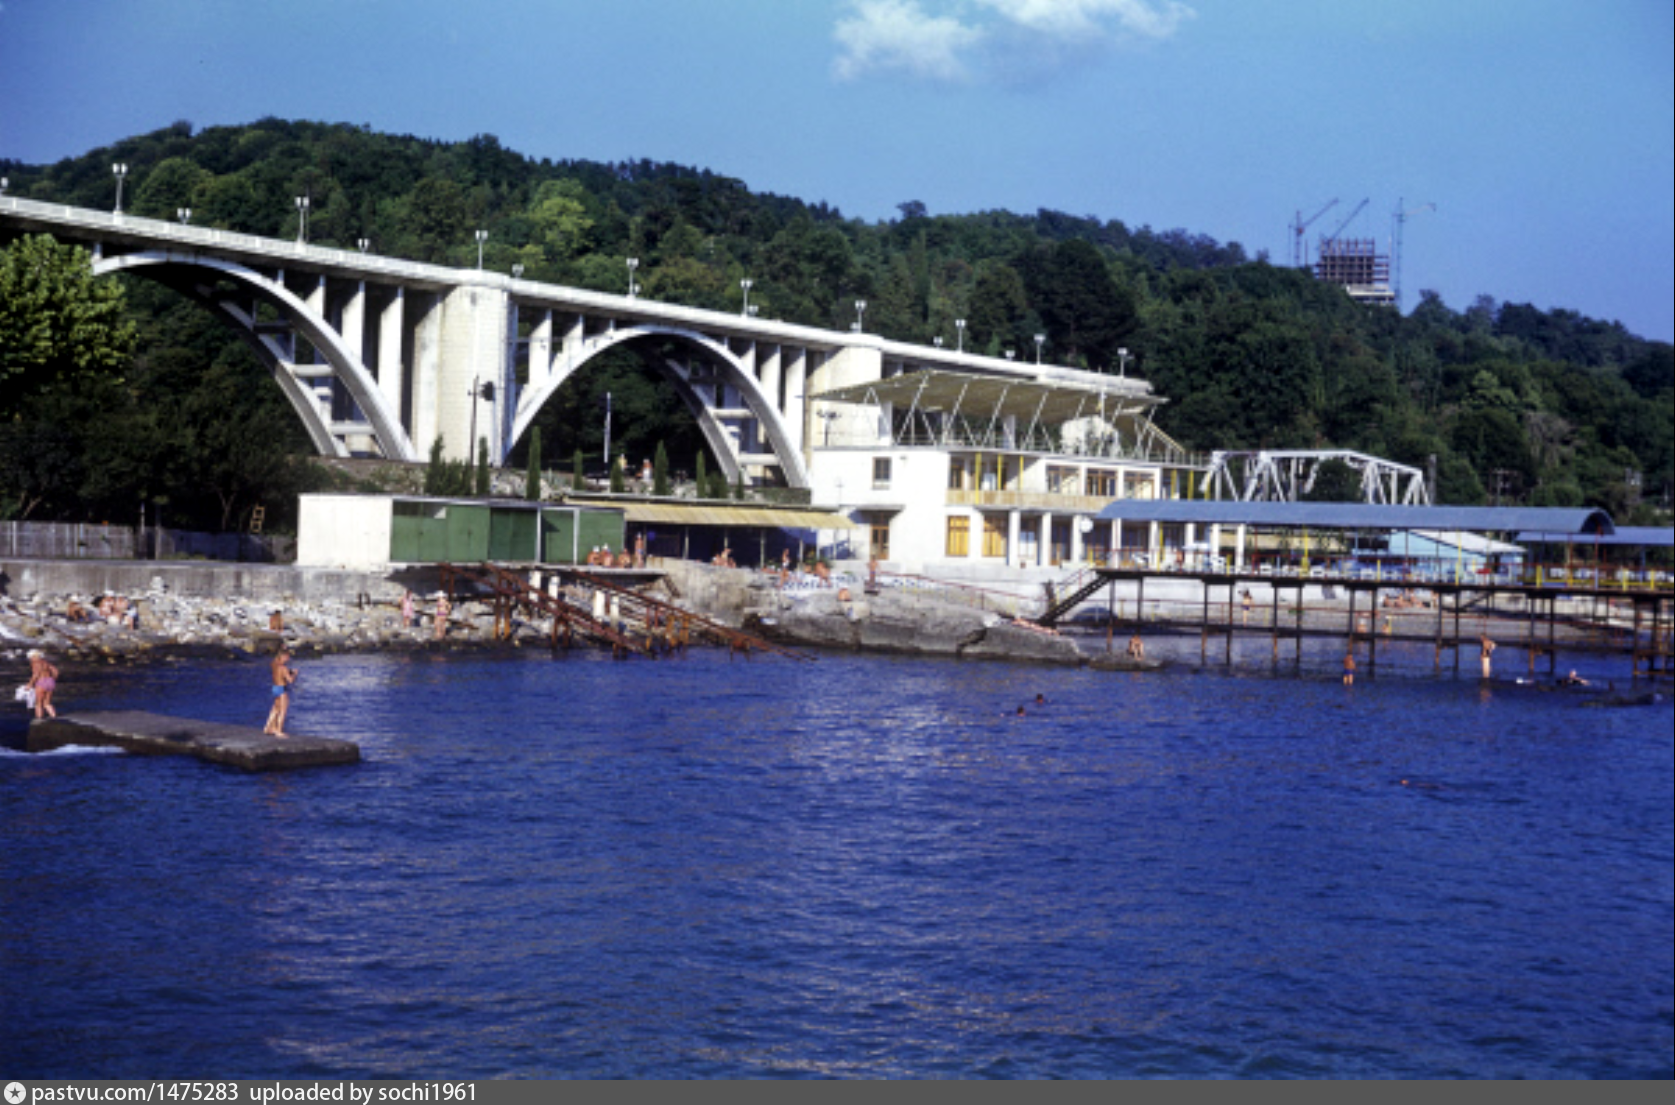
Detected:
[264,647,298,737]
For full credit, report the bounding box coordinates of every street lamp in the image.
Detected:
[1034,333,1045,364]
[1005,349,1015,361]
[626,257,639,297]
[747,304,759,318]
[740,278,753,316]
[176,208,192,225]
[357,238,371,253]
[112,163,129,213]
[955,318,966,353]
[475,229,488,269]
[511,262,524,280]
[1,177,10,195]
[933,336,943,349]
[854,299,867,331]
[1116,347,1131,377]
[294,196,309,243]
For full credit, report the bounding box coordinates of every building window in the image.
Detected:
[1085,469,1119,497]
[1048,466,1080,495]
[979,457,998,491]
[948,457,968,491]
[870,516,891,560]
[946,516,970,557]
[982,516,1007,558]
[873,457,892,490]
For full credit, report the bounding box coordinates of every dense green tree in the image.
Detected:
[0,235,136,417]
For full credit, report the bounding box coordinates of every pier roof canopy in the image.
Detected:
[1095,501,1615,536]
[810,368,1162,425]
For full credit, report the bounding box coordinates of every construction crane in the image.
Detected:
[1391,198,1436,311]
[1289,198,1338,268]
[1320,197,1370,249]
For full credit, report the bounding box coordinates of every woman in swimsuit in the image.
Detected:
[27,649,59,719]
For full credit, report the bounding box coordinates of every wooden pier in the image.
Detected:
[27,711,360,771]
[1043,567,1674,679]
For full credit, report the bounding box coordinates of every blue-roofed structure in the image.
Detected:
[1094,501,1614,536]
[1513,526,1674,548]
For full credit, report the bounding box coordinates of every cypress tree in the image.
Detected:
[653,441,670,496]
[524,427,542,500]
[572,447,585,492]
[424,436,446,495]
[475,438,490,496]
[609,455,625,494]
[695,452,708,499]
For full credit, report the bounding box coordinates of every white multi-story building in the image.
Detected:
[804,364,1204,577]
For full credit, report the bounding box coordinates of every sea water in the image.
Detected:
[2,643,1670,1078]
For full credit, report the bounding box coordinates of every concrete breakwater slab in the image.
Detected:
[27,711,360,771]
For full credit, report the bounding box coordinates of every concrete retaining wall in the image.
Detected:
[1,558,404,604]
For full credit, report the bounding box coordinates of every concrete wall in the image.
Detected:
[1,559,405,603]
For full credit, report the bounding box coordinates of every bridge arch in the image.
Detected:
[90,251,416,461]
[510,322,810,488]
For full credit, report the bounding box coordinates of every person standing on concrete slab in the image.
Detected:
[27,649,59,719]
[1480,633,1496,680]
[264,647,298,737]
[433,592,451,641]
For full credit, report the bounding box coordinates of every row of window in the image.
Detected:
[945,458,1157,498]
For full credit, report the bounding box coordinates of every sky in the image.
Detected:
[2,0,1671,342]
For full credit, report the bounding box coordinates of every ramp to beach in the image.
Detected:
[27,711,360,771]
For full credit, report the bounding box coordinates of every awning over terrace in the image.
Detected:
[607,500,862,530]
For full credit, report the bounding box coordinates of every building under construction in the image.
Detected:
[1315,237,1394,304]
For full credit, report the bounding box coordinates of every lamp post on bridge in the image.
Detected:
[626,257,639,298]
[1034,333,1045,364]
[294,196,309,244]
[357,238,371,253]
[740,278,753,316]
[854,299,867,332]
[112,164,128,213]
[176,208,192,225]
[475,229,488,270]
[955,318,966,354]
[1116,347,1131,378]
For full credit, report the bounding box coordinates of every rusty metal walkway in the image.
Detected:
[439,562,815,662]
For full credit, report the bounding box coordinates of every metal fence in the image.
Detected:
[1,521,293,563]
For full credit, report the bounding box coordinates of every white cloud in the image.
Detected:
[977,0,1194,42]
[832,0,1194,83]
[833,0,985,82]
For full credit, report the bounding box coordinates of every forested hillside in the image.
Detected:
[3,118,1670,532]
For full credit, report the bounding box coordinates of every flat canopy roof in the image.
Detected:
[1095,500,1615,536]
[1514,526,1674,548]
[810,368,1161,425]
[609,500,861,530]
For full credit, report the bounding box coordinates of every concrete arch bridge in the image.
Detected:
[4,196,1155,490]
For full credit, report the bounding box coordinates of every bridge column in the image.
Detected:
[341,281,367,366]
[1071,515,1084,565]
[529,310,553,390]
[412,292,444,458]
[378,288,405,426]
[1007,511,1020,567]
[433,284,512,462]
[785,347,808,457]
